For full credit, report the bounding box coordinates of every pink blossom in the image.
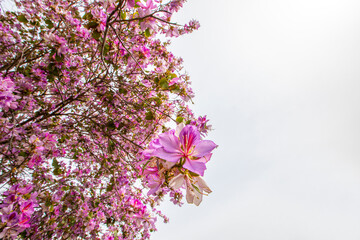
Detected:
[127,0,135,8]
[153,124,217,176]
[137,0,157,10]
[0,76,19,110]
[143,167,164,195]
[166,27,180,37]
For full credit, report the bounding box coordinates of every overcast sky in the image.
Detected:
[152,0,360,239]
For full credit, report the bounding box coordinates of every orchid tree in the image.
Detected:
[0,0,217,239]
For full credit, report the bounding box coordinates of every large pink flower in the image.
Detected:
[153,125,217,176]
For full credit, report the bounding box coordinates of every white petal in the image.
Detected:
[175,123,185,137]
[193,191,203,206]
[163,161,176,169]
[169,174,185,189]
[186,186,195,204]
[194,176,212,194]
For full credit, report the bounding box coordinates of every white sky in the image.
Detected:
[152,0,360,239]
[1,0,359,238]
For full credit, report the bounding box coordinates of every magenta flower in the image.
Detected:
[20,201,35,215]
[127,0,135,8]
[137,0,157,10]
[17,213,31,228]
[142,167,164,196]
[153,125,217,176]
[166,27,180,38]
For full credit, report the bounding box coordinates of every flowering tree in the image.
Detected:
[0,0,217,239]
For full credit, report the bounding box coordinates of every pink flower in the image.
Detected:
[20,201,35,215]
[153,124,217,176]
[142,167,164,196]
[0,76,19,110]
[127,0,135,8]
[17,213,31,228]
[137,0,157,10]
[166,27,180,38]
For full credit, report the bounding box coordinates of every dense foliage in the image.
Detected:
[0,0,216,239]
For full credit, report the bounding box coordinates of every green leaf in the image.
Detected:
[19,231,27,238]
[55,54,64,62]
[105,91,114,101]
[154,77,159,84]
[106,121,116,130]
[17,14,28,23]
[19,151,28,157]
[145,111,155,120]
[121,11,127,20]
[69,216,76,226]
[103,43,110,55]
[144,28,151,37]
[53,159,61,175]
[169,73,177,79]
[106,183,114,192]
[170,84,180,93]
[62,205,68,212]
[82,12,93,20]
[53,168,61,175]
[45,198,52,207]
[52,158,60,168]
[119,87,128,95]
[159,78,168,90]
[92,30,101,40]
[45,19,54,29]
[176,116,184,123]
[30,20,40,26]
[86,21,99,29]
[108,140,115,153]
[58,135,66,143]
[153,97,162,106]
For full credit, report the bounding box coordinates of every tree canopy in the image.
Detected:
[0,0,217,239]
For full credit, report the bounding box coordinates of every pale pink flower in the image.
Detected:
[169,174,212,206]
[153,124,217,176]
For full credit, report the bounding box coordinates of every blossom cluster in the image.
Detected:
[0,75,19,110]
[142,122,217,205]
[0,0,215,239]
[0,184,38,239]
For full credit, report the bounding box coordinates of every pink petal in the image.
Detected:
[137,2,144,7]
[183,159,206,176]
[127,0,135,7]
[197,153,213,163]
[158,131,181,153]
[179,125,201,151]
[192,140,217,158]
[153,148,182,162]
[147,184,160,196]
